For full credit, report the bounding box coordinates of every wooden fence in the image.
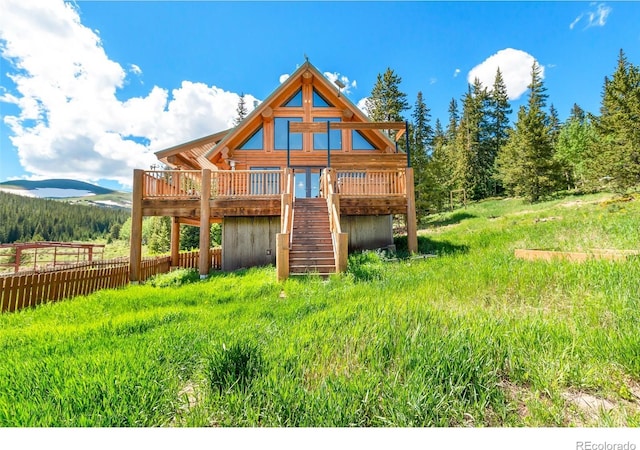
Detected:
[0,248,222,313]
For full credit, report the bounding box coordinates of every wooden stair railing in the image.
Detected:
[276,169,294,281]
[322,168,348,273]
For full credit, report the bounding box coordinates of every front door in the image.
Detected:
[293,167,321,198]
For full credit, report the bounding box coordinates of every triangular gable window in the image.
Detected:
[283,89,303,107]
[239,125,264,150]
[352,130,376,150]
[313,89,333,107]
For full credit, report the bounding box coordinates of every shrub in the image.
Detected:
[206,341,264,394]
[148,269,200,288]
[347,250,385,281]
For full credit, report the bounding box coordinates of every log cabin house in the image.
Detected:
[129,61,417,281]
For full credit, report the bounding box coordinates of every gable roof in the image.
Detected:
[205,61,396,163]
[155,61,399,169]
[155,129,229,169]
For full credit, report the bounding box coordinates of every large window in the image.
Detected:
[274,117,302,150]
[313,117,341,150]
[352,130,376,150]
[239,126,264,150]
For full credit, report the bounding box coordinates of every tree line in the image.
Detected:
[0,192,129,244]
[366,49,640,215]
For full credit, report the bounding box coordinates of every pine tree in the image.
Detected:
[555,115,599,190]
[496,62,560,202]
[234,93,248,126]
[569,103,586,123]
[548,104,561,146]
[593,49,640,191]
[365,68,409,139]
[445,98,459,143]
[410,91,434,216]
[451,79,492,200]
[489,68,512,194]
[426,119,452,211]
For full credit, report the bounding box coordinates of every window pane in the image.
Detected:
[313,117,341,150]
[352,130,376,150]
[283,89,302,107]
[274,117,302,150]
[239,126,264,150]
[313,89,333,107]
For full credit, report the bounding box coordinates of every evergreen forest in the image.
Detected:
[0,192,129,244]
[365,49,640,216]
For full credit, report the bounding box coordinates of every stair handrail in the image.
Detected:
[321,168,347,272]
[281,168,294,236]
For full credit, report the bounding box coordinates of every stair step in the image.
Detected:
[290,265,336,274]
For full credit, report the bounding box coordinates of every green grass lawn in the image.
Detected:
[1,192,639,427]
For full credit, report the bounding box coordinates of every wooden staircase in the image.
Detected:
[289,198,336,275]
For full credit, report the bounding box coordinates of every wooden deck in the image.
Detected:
[138,168,408,219]
[130,167,417,281]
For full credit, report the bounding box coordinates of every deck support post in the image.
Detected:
[405,167,418,254]
[276,233,289,281]
[170,217,180,267]
[130,169,144,282]
[336,233,348,273]
[199,169,212,278]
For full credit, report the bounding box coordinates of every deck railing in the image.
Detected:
[142,170,284,199]
[334,169,406,196]
[143,170,202,198]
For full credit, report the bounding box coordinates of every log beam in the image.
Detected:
[170,217,180,267]
[405,168,418,253]
[129,169,144,283]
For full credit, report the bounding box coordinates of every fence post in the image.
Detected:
[199,169,212,278]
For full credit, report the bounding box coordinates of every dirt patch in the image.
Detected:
[170,380,203,426]
[534,216,562,223]
[561,386,640,426]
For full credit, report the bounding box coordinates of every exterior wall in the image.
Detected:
[222,217,280,271]
[340,215,393,252]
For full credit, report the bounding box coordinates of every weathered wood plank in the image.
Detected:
[514,249,640,262]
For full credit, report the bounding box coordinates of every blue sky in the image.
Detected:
[1,1,639,190]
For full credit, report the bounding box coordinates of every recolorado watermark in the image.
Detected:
[576,442,636,450]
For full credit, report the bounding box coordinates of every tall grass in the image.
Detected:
[0,192,638,426]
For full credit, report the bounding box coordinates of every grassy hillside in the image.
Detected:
[0,179,116,195]
[0,193,638,427]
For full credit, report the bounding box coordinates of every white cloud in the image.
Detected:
[279,74,290,84]
[429,77,437,85]
[0,0,258,188]
[323,71,357,94]
[570,3,612,30]
[467,48,542,100]
[356,98,368,115]
[453,68,461,78]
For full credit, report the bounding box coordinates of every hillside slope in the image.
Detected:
[0,179,131,208]
[0,192,638,427]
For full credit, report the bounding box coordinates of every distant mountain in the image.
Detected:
[0,179,131,209]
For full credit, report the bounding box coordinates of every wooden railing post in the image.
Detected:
[170,217,180,267]
[130,169,144,283]
[336,233,348,273]
[405,168,418,254]
[199,169,212,278]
